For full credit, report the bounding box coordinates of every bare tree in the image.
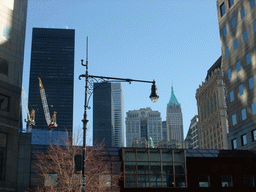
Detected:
[30,137,122,192]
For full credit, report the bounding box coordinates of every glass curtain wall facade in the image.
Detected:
[123,148,187,188]
[28,28,74,144]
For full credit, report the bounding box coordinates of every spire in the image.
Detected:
[169,85,180,106]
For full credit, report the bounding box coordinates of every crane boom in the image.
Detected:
[38,77,51,126]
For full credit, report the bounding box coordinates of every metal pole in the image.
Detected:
[81,37,89,192]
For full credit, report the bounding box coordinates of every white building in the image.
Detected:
[126,107,162,147]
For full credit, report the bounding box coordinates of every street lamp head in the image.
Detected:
[149,81,159,103]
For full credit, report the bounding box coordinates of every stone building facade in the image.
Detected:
[196,58,228,149]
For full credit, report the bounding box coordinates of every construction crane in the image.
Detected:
[38,77,58,129]
[21,87,35,132]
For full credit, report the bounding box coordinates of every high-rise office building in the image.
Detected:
[196,57,228,149]
[93,82,124,147]
[217,0,256,149]
[126,107,162,147]
[28,28,75,145]
[0,0,28,190]
[166,86,184,143]
[185,115,199,149]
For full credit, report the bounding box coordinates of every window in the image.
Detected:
[243,30,248,41]
[231,17,236,28]
[246,53,251,65]
[250,0,255,9]
[252,102,256,115]
[222,26,227,37]
[234,39,238,49]
[254,21,256,33]
[252,130,256,142]
[232,114,237,125]
[249,77,254,89]
[0,133,7,180]
[236,61,241,72]
[243,175,255,187]
[45,174,57,186]
[99,175,111,187]
[240,7,245,19]
[0,95,10,112]
[198,174,210,187]
[227,68,232,79]
[232,139,237,149]
[241,134,247,146]
[228,0,234,7]
[230,91,234,102]
[239,84,244,96]
[225,47,230,57]
[241,108,247,120]
[221,175,233,187]
[220,3,226,16]
[2,25,11,40]
[0,58,8,76]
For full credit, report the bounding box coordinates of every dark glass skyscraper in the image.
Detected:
[28,28,74,145]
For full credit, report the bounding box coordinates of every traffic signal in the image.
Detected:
[74,154,83,171]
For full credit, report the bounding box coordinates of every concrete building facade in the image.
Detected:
[196,57,228,149]
[0,0,28,191]
[185,115,199,149]
[217,0,256,149]
[126,108,162,147]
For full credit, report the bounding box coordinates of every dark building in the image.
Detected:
[93,82,113,146]
[28,28,74,145]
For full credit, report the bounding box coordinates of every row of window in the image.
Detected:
[229,77,254,102]
[231,129,256,149]
[220,0,255,17]
[231,102,256,126]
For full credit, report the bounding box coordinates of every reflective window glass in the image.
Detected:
[231,17,236,28]
[221,175,233,187]
[228,68,232,79]
[239,84,244,96]
[249,77,254,89]
[243,30,248,41]
[241,7,245,19]
[250,0,255,9]
[252,102,256,115]
[246,53,251,65]
[225,47,230,57]
[223,26,227,37]
[232,114,237,125]
[236,61,241,72]
[230,91,234,102]
[242,108,247,120]
[232,139,237,149]
[220,3,226,16]
[234,39,238,49]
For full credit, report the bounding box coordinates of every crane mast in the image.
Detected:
[21,87,35,132]
[38,77,57,128]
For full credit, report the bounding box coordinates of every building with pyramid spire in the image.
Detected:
[166,85,184,144]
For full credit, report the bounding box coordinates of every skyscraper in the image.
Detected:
[93,82,124,147]
[28,28,75,145]
[0,0,28,190]
[166,86,184,143]
[217,0,256,149]
[126,107,162,147]
[196,57,228,149]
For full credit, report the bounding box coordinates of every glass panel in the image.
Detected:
[175,163,185,174]
[220,3,225,16]
[99,175,111,187]
[150,174,162,187]
[249,77,254,89]
[231,17,236,28]
[223,26,227,37]
[150,162,161,175]
[254,21,256,32]
[125,162,136,174]
[252,103,256,115]
[176,175,186,188]
[241,7,245,19]
[243,30,248,41]
[124,149,136,161]
[174,150,185,162]
[244,175,255,187]
[198,174,210,187]
[149,149,160,161]
[138,174,149,187]
[125,175,136,187]
[221,175,233,187]
[137,149,148,161]
[137,162,149,174]
[45,174,57,186]
[2,25,11,40]
[162,149,173,162]
[236,61,241,72]
[246,53,251,65]
[234,39,238,49]
[163,175,174,187]
[225,47,230,57]
[163,162,173,175]
[0,149,5,180]
[250,0,255,9]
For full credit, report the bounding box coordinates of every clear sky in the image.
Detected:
[22,0,222,146]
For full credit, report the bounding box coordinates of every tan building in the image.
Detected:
[196,57,228,149]
[217,0,256,149]
[0,0,28,191]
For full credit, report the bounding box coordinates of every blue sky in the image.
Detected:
[22,0,222,145]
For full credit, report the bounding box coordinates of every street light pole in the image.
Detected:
[78,37,159,191]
